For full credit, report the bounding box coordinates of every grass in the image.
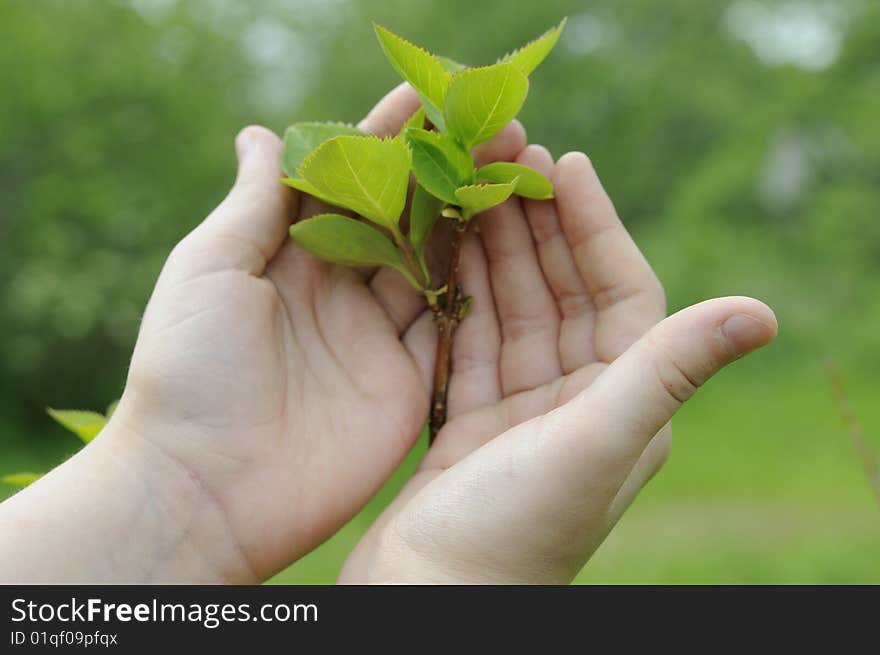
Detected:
[269,354,880,584]
[2,351,877,584]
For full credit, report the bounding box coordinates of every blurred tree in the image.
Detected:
[1,1,256,450]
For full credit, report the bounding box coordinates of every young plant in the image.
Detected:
[1,402,117,489]
[281,19,566,442]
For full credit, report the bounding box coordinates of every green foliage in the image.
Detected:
[297,135,411,230]
[405,128,474,204]
[1,472,43,488]
[282,122,364,178]
[400,106,426,134]
[409,184,444,275]
[279,22,563,297]
[280,176,344,208]
[499,18,567,76]
[46,408,107,444]
[455,180,517,217]
[0,1,262,424]
[437,56,467,75]
[374,24,451,130]
[444,64,529,148]
[290,214,417,285]
[476,162,553,199]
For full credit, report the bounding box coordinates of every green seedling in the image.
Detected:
[280,19,566,442]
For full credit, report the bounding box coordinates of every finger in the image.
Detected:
[473,120,527,166]
[172,126,296,278]
[358,82,421,136]
[553,152,665,362]
[422,298,775,579]
[607,425,671,522]
[446,232,502,418]
[520,145,597,372]
[421,357,607,471]
[403,310,438,394]
[477,196,561,396]
[533,296,776,506]
[370,266,425,334]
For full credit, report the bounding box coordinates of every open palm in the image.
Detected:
[340,144,746,583]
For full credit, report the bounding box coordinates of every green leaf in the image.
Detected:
[2,472,43,488]
[437,56,467,74]
[298,135,411,229]
[424,284,447,307]
[400,106,425,134]
[374,25,450,131]
[444,64,529,148]
[476,162,554,199]
[282,122,364,178]
[500,18,567,76]
[47,408,107,443]
[290,214,417,287]
[105,399,119,418]
[405,128,474,205]
[455,180,517,218]
[280,176,344,208]
[409,183,444,275]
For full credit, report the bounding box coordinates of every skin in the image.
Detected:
[0,84,777,584]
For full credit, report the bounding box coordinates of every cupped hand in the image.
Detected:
[340,147,778,583]
[109,84,525,582]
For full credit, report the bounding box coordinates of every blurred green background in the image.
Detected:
[1,0,878,583]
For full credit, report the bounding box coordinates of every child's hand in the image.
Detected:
[0,84,527,583]
[115,85,534,581]
[340,150,777,583]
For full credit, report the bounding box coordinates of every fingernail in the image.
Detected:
[721,314,775,357]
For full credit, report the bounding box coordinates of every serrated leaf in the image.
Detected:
[437,56,467,74]
[2,472,43,488]
[409,183,444,276]
[455,180,517,218]
[290,214,417,287]
[444,64,529,148]
[476,162,554,199]
[282,122,364,178]
[400,106,425,134]
[47,408,107,443]
[374,25,450,131]
[405,128,474,205]
[298,135,411,229]
[500,18,567,76]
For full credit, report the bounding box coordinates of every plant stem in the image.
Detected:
[391,226,428,288]
[429,219,467,444]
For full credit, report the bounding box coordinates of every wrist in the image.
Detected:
[0,411,257,584]
[97,413,261,583]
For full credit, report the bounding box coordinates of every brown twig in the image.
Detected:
[824,358,880,509]
[429,219,467,444]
